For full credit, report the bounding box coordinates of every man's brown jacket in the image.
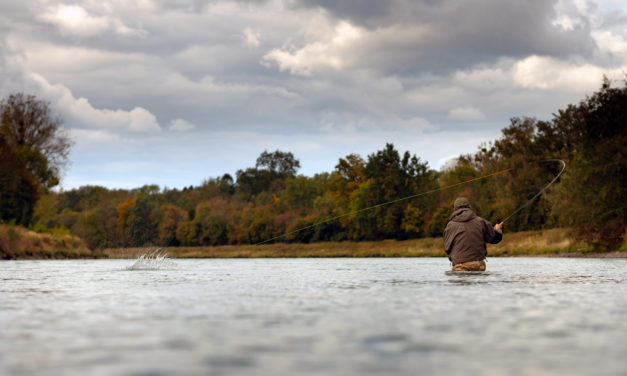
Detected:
[443,208,502,265]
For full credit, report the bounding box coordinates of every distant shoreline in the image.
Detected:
[101,248,627,259]
[2,225,626,260]
[100,228,626,259]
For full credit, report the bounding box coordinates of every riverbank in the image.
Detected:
[103,228,627,259]
[2,225,625,259]
[0,224,97,259]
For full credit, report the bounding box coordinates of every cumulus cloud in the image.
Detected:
[38,4,147,38]
[39,5,109,37]
[512,55,622,92]
[169,118,195,131]
[29,73,161,133]
[592,30,627,60]
[263,20,362,75]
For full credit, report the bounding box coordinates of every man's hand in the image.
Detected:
[494,222,503,231]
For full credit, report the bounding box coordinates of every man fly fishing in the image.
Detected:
[444,197,503,272]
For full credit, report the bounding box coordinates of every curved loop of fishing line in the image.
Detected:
[500,159,566,224]
[255,167,513,245]
[255,159,565,245]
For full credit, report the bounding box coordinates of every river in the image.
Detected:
[1,257,626,376]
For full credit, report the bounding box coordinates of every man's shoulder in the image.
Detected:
[473,215,491,226]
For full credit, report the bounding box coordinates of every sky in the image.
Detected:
[1,0,626,190]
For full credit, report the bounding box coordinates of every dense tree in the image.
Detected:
[426,204,451,237]
[0,93,72,188]
[256,149,300,176]
[72,203,117,250]
[0,139,39,225]
[116,197,136,247]
[550,78,626,248]
[127,193,159,246]
[176,221,198,246]
[277,174,328,215]
[462,118,559,230]
[236,150,301,196]
[0,93,72,225]
[401,204,424,238]
[158,204,188,246]
[193,199,230,246]
[356,144,435,239]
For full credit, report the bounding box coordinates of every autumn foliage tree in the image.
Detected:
[0,93,72,225]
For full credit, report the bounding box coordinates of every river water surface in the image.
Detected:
[1,258,626,376]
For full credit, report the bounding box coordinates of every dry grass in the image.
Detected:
[3,225,621,260]
[104,239,444,259]
[0,224,96,259]
[103,228,623,259]
[488,228,585,256]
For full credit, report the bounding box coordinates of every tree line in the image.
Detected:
[1,78,625,250]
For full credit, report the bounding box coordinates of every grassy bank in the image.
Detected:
[3,226,623,260]
[103,228,626,259]
[0,224,98,259]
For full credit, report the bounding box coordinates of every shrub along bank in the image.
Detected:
[0,224,97,259]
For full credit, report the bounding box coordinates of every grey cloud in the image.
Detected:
[290,0,596,74]
[598,9,627,31]
[154,0,271,13]
[288,0,395,28]
[154,0,214,12]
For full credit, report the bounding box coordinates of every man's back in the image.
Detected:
[444,207,502,266]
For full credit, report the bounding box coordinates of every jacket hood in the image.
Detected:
[449,208,476,222]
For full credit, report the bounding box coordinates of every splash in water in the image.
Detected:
[125,249,177,270]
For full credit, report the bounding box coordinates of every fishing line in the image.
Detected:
[255,167,512,245]
[255,159,565,245]
[500,159,566,224]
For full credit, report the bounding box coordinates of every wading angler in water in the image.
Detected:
[444,197,503,271]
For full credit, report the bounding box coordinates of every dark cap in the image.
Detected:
[454,197,470,209]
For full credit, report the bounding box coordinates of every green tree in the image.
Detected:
[176,221,198,246]
[0,139,39,225]
[463,117,564,230]
[348,181,378,240]
[70,202,117,250]
[355,143,434,239]
[550,78,627,248]
[127,194,159,246]
[236,150,301,196]
[193,199,230,246]
[278,174,327,215]
[256,149,300,176]
[426,204,451,237]
[72,209,106,250]
[31,193,59,232]
[401,204,424,238]
[327,153,365,209]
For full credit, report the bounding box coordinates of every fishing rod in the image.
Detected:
[500,159,566,224]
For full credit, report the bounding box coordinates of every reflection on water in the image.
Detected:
[0,258,626,376]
